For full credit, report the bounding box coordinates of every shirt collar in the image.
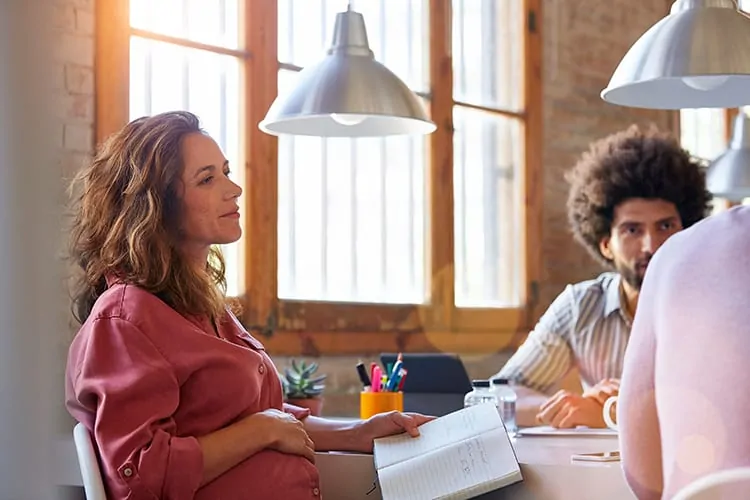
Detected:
[104,273,122,288]
[603,273,623,317]
[603,274,633,325]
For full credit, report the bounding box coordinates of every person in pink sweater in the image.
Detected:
[66,110,431,500]
[619,205,750,499]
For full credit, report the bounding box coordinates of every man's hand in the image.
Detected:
[535,390,606,428]
[582,378,620,406]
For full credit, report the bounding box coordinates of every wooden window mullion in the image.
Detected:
[428,0,456,333]
[242,1,279,335]
[521,0,543,326]
[725,107,739,143]
[95,0,131,144]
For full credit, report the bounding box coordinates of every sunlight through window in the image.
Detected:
[128,0,243,297]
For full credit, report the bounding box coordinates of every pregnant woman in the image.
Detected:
[65,110,430,500]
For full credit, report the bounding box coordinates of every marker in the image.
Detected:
[371,365,382,392]
[356,361,372,391]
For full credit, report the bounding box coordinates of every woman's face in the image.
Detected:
[177,132,242,259]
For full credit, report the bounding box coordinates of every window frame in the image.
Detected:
[95,0,543,355]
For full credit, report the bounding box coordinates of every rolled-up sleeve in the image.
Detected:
[70,317,203,500]
[495,286,575,394]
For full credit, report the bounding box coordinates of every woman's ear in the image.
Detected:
[599,236,614,261]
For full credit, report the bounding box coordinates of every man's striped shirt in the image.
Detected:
[496,272,632,394]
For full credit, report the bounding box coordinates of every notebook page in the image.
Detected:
[374,404,503,470]
[378,427,521,500]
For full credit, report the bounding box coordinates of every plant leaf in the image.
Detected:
[301,362,318,378]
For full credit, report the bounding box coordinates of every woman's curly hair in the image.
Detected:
[68,111,230,324]
[566,124,712,267]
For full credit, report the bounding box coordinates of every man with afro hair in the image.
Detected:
[493,124,712,428]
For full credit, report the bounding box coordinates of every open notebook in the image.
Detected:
[373,403,522,500]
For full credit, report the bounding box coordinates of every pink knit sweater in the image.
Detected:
[619,205,750,499]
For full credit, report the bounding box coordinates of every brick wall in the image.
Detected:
[52,0,674,417]
[54,0,95,436]
[538,0,673,312]
[53,0,95,181]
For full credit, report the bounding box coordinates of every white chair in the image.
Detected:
[73,422,108,500]
[672,467,750,500]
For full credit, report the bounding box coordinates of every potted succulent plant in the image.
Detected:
[280,359,327,416]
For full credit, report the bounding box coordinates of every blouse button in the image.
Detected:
[313,487,320,496]
[123,467,133,477]
[258,364,265,374]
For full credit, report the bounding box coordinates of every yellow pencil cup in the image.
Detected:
[359,391,404,419]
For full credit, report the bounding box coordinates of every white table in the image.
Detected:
[316,432,634,500]
[57,432,635,499]
[500,433,635,500]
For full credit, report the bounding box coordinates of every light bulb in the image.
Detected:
[331,113,367,126]
[682,75,730,91]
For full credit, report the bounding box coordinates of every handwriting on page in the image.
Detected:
[373,404,502,470]
[458,437,490,477]
[378,428,515,500]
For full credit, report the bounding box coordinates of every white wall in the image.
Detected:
[0,1,71,498]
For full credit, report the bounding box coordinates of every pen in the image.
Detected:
[397,368,408,391]
[356,361,372,391]
[386,359,403,392]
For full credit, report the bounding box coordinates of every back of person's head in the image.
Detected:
[565,124,712,267]
[68,110,228,324]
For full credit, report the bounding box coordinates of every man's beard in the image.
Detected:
[613,256,651,291]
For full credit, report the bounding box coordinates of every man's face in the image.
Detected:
[599,198,683,291]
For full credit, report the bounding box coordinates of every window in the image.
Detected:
[276,0,428,305]
[128,0,245,296]
[95,0,542,354]
[679,106,750,211]
[679,108,727,163]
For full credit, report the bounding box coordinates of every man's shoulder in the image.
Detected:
[563,272,619,303]
[540,272,618,325]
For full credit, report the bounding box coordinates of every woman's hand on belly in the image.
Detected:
[251,409,316,463]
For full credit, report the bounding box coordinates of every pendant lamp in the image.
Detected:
[706,109,750,201]
[259,4,436,137]
[602,0,750,109]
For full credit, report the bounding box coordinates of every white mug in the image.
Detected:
[602,395,618,431]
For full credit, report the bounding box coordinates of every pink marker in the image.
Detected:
[371,366,382,392]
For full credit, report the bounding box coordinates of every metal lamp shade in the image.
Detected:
[259,8,436,137]
[707,111,750,201]
[602,0,750,109]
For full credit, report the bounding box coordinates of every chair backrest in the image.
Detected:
[673,467,750,500]
[72,422,108,500]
